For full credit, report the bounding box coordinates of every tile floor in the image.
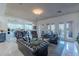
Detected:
[48,40,79,56]
[0,42,23,56]
[0,32,78,56]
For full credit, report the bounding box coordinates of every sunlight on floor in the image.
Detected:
[62,41,79,56]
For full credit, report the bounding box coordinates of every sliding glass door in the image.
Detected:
[66,21,73,39]
[59,23,65,40]
[58,21,73,41]
[50,24,55,33]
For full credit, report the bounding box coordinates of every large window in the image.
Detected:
[8,23,33,30]
[47,24,51,30]
[25,24,33,30]
[8,23,24,29]
[50,24,55,33]
[66,21,73,39]
[58,21,73,40]
[59,23,65,40]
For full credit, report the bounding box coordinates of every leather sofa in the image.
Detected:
[48,34,59,45]
[17,39,48,56]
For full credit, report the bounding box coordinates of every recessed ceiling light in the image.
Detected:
[19,3,23,5]
[57,10,62,13]
[32,8,43,15]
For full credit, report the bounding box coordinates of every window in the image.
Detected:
[25,24,33,30]
[8,23,33,30]
[47,24,51,30]
[28,24,33,30]
[66,21,73,39]
[50,24,55,33]
[8,23,24,30]
[59,23,65,39]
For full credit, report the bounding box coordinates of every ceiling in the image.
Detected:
[5,3,79,21]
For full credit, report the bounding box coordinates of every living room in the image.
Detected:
[0,3,79,56]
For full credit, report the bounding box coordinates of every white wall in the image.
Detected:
[0,3,7,16]
[37,12,79,41]
[0,3,7,31]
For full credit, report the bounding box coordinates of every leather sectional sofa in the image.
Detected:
[17,39,48,56]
